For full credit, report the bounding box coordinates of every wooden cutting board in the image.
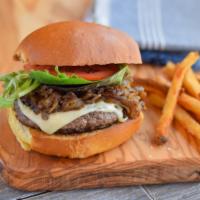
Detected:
[1,65,200,191]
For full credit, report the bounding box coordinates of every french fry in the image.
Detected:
[148,92,200,141]
[163,61,200,98]
[178,93,200,116]
[149,89,200,118]
[175,106,200,140]
[163,61,175,79]
[155,52,199,144]
[148,93,165,108]
[134,77,200,119]
[184,69,200,98]
[194,114,200,123]
[132,78,168,96]
[174,120,200,152]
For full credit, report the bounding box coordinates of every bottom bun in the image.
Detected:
[8,109,143,158]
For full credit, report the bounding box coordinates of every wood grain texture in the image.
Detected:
[0,178,45,200]
[1,66,200,191]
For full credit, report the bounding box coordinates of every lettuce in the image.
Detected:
[0,65,129,108]
[30,66,93,85]
[0,71,40,108]
[94,65,129,87]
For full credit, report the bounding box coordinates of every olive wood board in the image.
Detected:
[1,65,200,191]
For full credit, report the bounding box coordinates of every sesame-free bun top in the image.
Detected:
[14,21,142,66]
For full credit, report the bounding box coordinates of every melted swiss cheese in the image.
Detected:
[18,100,127,134]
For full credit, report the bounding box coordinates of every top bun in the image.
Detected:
[14,21,141,66]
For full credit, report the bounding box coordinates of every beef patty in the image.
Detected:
[14,101,118,135]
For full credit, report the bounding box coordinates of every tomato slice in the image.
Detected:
[24,64,119,81]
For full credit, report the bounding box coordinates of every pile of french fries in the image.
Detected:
[133,52,200,145]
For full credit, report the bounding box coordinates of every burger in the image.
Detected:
[0,21,144,158]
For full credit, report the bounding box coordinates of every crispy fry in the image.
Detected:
[137,79,200,117]
[163,61,200,98]
[155,52,199,144]
[184,69,200,98]
[133,78,168,96]
[148,93,165,108]
[178,93,200,116]
[163,61,175,79]
[194,114,200,123]
[148,92,200,141]
[174,120,200,152]
[175,106,200,140]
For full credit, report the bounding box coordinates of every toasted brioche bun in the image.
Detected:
[8,109,143,158]
[14,21,142,66]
